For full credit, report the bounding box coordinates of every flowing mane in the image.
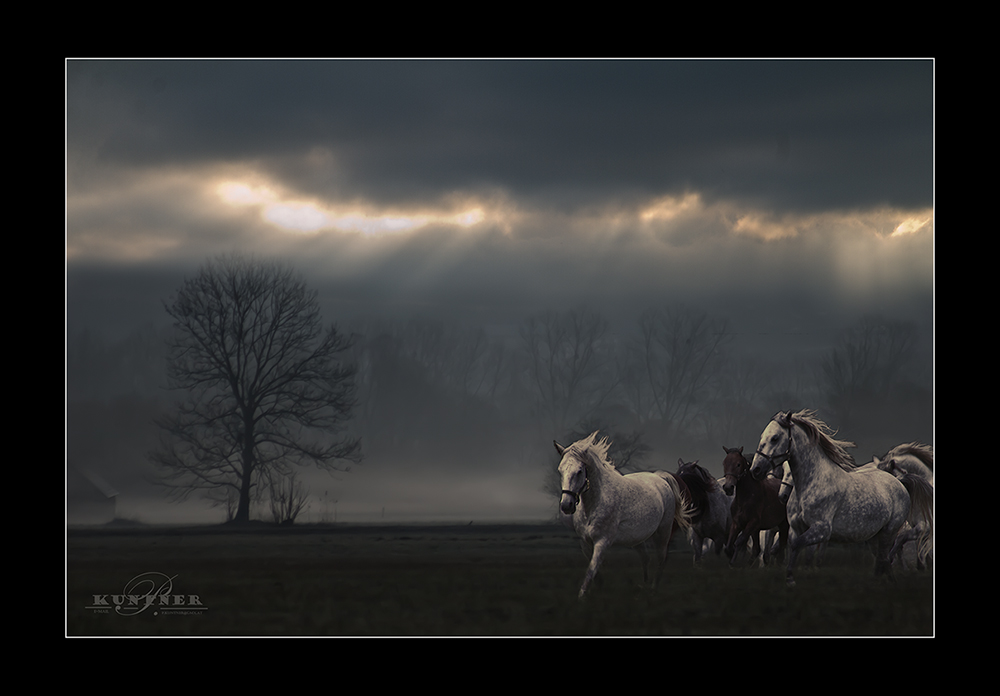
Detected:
[675,460,718,524]
[566,431,617,473]
[782,409,857,472]
[885,442,934,470]
[678,460,719,493]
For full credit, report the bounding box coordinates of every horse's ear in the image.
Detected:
[554,441,565,456]
[738,446,743,454]
[723,446,732,454]
[678,458,684,466]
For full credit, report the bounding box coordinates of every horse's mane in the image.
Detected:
[885,442,934,470]
[676,461,717,522]
[677,461,719,492]
[568,431,617,473]
[781,409,857,471]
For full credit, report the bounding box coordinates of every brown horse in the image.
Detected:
[721,446,789,567]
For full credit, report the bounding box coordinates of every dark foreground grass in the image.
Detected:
[66,523,933,636]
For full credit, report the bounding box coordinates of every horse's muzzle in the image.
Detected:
[560,491,579,515]
[721,476,736,496]
[749,455,772,481]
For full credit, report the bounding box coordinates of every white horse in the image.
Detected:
[875,442,934,486]
[748,410,933,587]
[675,459,733,564]
[775,460,826,566]
[871,443,934,569]
[555,433,692,598]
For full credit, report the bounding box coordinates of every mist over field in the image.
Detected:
[66,59,933,526]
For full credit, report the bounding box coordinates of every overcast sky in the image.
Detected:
[65,58,934,522]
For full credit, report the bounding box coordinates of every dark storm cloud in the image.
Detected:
[67,59,932,214]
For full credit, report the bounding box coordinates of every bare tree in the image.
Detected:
[636,305,731,437]
[703,355,774,446]
[567,418,652,473]
[267,470,310,525]
[150,254,361,523]
[820,315,918,429]
[519,308,617,435]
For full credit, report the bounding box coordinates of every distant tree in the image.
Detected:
[267,470,310,525]
[705,355,774,446]
[636,305,731,436]
[519,308,617,436]
[819,315,918,431]
[566,418,652,473]
[150,254,361,523]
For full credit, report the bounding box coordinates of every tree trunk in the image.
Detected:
[235,443,254,523]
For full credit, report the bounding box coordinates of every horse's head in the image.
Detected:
[676,458,701,477]
[750,415,793,481]
[721,446,748,496]
[872,454,902,478]
[554,440,588,515]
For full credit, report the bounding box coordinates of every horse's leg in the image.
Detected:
[691,529,704,565]
[721,527,734,560]
[652,528,672,589]
[761,529,776,565]
[889,528,910,568]
[729,526,752,567]
[765,522,788,565]
[749,528,762,566]
[725,521,742,564]
[579,538,610,598]
[713,531,725,556]
[636,542,651,585]
[890,524,925,570]
[776,521,789,563]
[874,527,899,581]
[786,522,831,588]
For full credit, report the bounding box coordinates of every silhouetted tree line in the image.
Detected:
[67,257,931,520]
[343,307,929,473]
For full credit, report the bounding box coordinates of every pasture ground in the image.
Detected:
[66,522,933,636]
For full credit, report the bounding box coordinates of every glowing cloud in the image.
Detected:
[731,213,800,241]
[264,203,331,232]
[329,214,428,235]
[217,182,277,206]
[451,208,485,227]
[640,192,703,222]
[892,216,931,237]
[216,176,490,236]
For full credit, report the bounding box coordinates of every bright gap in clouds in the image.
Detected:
[891,216,931,237]
[216,180,485,235]
[215,177,930,244]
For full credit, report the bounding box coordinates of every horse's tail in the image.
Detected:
[657,471,694,532]
[899,473,934,564]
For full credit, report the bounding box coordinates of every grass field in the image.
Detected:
[66,522,934,636]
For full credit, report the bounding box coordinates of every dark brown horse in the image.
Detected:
[721,446,789,567]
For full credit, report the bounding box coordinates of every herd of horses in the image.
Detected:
[554,409,934,597]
